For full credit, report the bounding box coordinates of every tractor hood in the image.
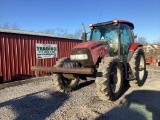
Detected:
[71,40,110,67]
[73,41,104,50]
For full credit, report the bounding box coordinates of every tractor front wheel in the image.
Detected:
[95,57,123,101]
[51,57,79,93]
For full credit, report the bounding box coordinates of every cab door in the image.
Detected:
[119,24,132,59]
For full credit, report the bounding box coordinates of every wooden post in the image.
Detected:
[36,59,39,77]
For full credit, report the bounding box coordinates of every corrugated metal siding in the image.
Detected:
[0,32,82,82]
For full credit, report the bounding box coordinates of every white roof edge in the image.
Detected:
[0,28,80,40]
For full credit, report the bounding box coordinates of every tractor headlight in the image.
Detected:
[70,54,88,60]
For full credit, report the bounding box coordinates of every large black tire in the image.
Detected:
[95,57,123,101]
[51,57,79,93]
[129,47,146,87]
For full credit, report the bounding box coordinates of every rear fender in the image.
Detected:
[127,43,143,62]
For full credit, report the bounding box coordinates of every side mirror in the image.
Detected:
[134,34,137,39]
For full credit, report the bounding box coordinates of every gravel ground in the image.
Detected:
[0,66,160,120]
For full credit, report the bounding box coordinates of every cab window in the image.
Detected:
[120,24,132,58]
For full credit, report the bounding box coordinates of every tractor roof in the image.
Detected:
[91,20,134,29]
[118,20,134,29]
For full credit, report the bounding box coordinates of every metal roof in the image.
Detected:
[118,20,134,29]
[0,28,79,40]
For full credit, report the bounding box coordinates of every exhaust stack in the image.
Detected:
[82,23,87,42]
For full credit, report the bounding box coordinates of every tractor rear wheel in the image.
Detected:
[95,57,123,101]
[51,57,79,93]
[129,47,146,87]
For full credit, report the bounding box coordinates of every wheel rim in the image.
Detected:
[61,76,76,86]
[59,74,79,90]
[110,66,121,93]
[138,55,145,80]
[62,77,72,85]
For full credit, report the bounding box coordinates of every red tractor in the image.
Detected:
[32,20,147,101]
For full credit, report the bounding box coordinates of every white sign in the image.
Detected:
[36,43,58,59]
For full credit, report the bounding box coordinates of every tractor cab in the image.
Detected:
[89,20,134,59]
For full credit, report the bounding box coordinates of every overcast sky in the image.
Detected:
[0,0,160,43]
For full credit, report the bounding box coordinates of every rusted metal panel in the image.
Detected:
[0,31,82,82]
[1,34,7,81]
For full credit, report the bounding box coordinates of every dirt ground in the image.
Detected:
[0,65,160,120]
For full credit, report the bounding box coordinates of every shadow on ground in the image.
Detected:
[96,90,160,120]
[76,80,95,90]
[0,90,69,120]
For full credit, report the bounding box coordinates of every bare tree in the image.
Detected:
[55,28,68,37]
[0,22,19,30]
[73,29,82,39]
[0,22,11,29]
[43,29,55,34]
[153,38,160,45]
[42,28,83,39]
[12,22,19,30]
[65,34,75,39]
[135,37,148,45]
[42,28,68,37]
